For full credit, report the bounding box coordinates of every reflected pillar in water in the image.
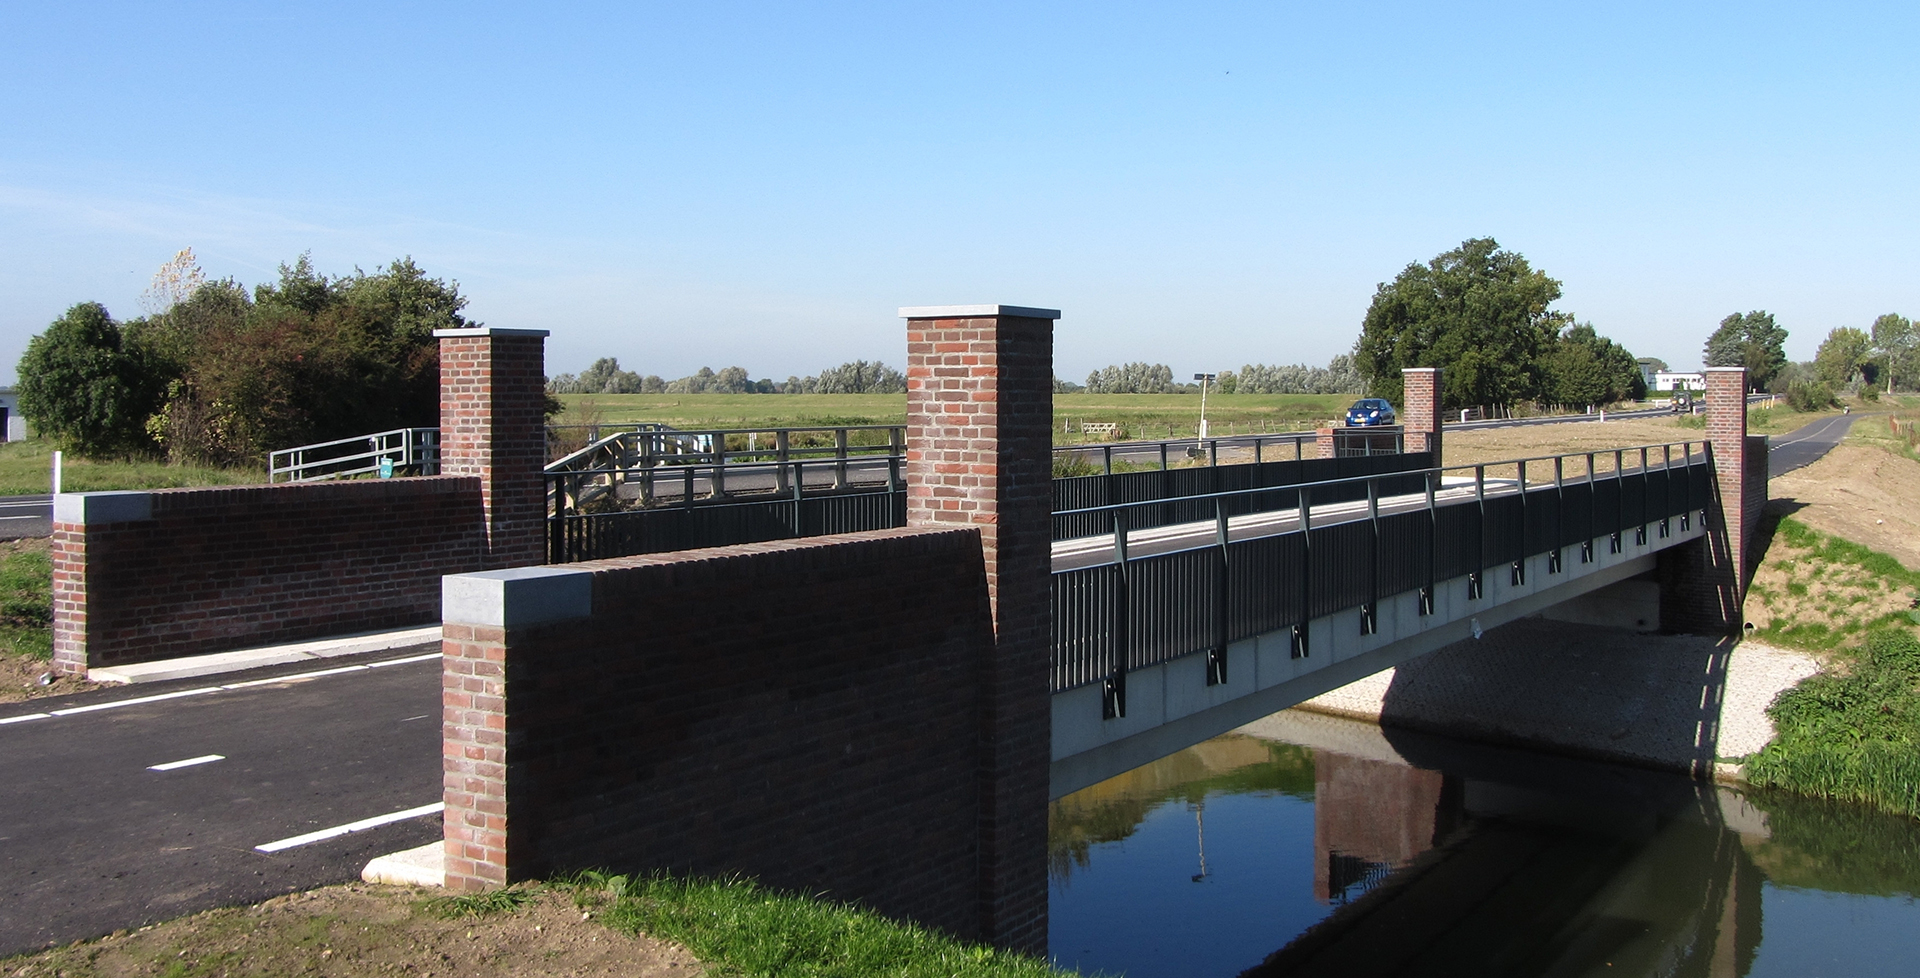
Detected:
[1311,750,1456,903]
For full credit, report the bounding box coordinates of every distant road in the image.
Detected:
[1768,413,1857,477]
[0,495,50,541]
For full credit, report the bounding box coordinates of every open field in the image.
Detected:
[0,440,264,496]
[554,391,1349,442]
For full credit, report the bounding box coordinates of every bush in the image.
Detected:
[16,303,164,457]
[1785,380,1836,412]
[1745,630,1920,817]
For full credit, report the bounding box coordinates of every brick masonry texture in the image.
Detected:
[1402,368,1442,458]
[903,312,1053,952]
[51,477,486,674]
[439,527,997,941]
[439,332,548,569]
[1659,369,1762,633]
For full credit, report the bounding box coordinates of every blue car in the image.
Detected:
[1345,398,1397,427]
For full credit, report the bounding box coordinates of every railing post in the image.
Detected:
[774,429,791,494]
[1512,460,1526,586]
[792,460,805,536]
[1660,444,1672,538]
[1550,455,1564,573]
[834,427,849,489]
[1209,498,1230,685]
[1294,485,1312,658]
[1470,465,1485,599]
[1584,452,1597,563]
[1613,448,1625,553]
[1363,476,1379,635]
[1105,508,1130,718]
[1420,468,1436,615]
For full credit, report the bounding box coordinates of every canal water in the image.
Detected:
[1049,710,1920,977]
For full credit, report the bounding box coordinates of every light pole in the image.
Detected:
[1193,372,1216,444]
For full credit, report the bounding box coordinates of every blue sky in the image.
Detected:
[2,1,1915,383]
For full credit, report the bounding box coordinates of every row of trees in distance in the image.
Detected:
[1063,356,1365,394]
[17,250,465,462]
[547,358,907,395]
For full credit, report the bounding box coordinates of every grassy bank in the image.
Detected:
[3,874,1075,978]
[564,872,1068,977]
[1745,629,1920,819]
[0,439,263,495]
[1744,515,1920,653]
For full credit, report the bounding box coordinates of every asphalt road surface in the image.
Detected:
[0,649,443,956]
[0,494,50,541]
[1767,413,1856,477]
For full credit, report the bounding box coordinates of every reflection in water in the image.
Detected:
[1048,711,1920,978]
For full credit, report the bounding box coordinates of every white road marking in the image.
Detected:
[0,515,47,521]
[0,654,443,726]
[50,687,223,715]
[148,754,224,771]
[254,802,444,853]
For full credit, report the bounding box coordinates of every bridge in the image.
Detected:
[1044,441,1714,797]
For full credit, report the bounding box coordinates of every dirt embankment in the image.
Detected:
[1767,443,1920,572]
[2,884,702,978]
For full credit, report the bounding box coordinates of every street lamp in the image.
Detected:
[1193,373,1216,442]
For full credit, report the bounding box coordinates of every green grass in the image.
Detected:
[563,872,1073,978]
[0,546,51,660]
[1745,516,1920,653]
[422,886,539,918]
[0,439,264,495]
[1745,630,1920,819]
[556,392,1353,446]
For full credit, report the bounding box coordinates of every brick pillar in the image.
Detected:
[1401,367,1443,460]
[1315,427,1337,459]
[901,303,1055,952]
[436,327,551,569]
[1660,367,1752,632]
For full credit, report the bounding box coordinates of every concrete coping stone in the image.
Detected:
[52,491,152,525]
[88,625,443,684]
[897,304,1061,321]
[431,326,551,338]
[443,566,594,627]
[362,841,445,887]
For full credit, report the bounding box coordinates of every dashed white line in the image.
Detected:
[148,754,224,771]
[254,802,444,853]
[0,713,51,725]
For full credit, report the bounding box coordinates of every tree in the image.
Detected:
[1813,327,1874,389]
[1084,363,1175,393]
[1703,311,1788,392]
[138,247,206,316]
[1231,355,1366,395]
[1871,313,1917,392]
[1540,323,1645,408]
[16,303,164,457]
[1354,238,1565,411]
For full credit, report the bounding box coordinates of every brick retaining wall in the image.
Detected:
[52,477,486,673]
[440,526,998,939]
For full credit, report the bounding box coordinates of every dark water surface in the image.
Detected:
[1048,710,1920,977]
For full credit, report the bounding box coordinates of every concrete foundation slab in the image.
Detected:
[362,842,445,887]
[88,626,442,684]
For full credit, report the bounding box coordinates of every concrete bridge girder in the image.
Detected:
[1050,518,1703,799]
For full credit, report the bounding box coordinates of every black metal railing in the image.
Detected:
[1052,453,1433,542]
[1050,442,1712,707]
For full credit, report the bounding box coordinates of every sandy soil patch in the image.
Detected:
[1767,444,1920,572]
[2,883,703,978]
[1440,417,1701,469]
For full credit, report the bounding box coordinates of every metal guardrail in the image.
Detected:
[546,424,907,561]
[268,428,439,483]
[1050,441,1711,713]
